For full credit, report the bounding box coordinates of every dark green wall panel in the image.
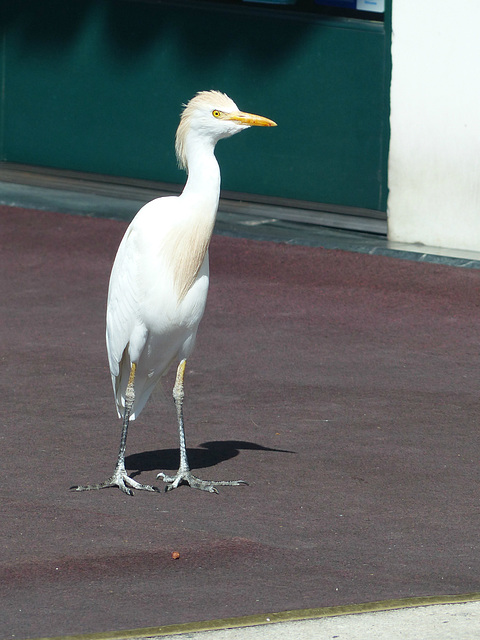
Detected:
[1,0,389,211]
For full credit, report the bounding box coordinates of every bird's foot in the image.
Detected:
[71,469,160,497]
[157,470,248,494]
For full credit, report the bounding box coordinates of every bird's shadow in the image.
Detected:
[126,440,294,477]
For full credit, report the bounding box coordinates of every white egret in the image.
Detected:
[73,91,276,495]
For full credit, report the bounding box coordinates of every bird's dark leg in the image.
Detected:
[157,359,247,493]
[72,363,160,496]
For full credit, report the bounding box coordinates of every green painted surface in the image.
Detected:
[1,0,389,211]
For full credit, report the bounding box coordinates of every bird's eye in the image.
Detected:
[212,110,222,118]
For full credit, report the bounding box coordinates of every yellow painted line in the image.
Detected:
[26,592,480,640]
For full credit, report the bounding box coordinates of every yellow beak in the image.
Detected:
[227,111,277,127]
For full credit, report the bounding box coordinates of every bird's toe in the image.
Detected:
[72,471,160,496]
[157,470,246,493]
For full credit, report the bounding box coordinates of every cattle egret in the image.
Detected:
[73,91,276,495]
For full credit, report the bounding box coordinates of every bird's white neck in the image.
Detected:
[180,134,221,214]
[167,134,221,301]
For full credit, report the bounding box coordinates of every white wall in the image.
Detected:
[388,0,480,251]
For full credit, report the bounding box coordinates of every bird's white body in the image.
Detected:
[106,195,213,420]
[74,90,276,495]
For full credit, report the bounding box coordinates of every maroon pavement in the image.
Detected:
[1,205,479,639]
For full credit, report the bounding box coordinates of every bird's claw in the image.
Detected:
[157,470,247,493]
[71,470,160,496]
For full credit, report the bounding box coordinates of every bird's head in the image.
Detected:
[175,90,276,171]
